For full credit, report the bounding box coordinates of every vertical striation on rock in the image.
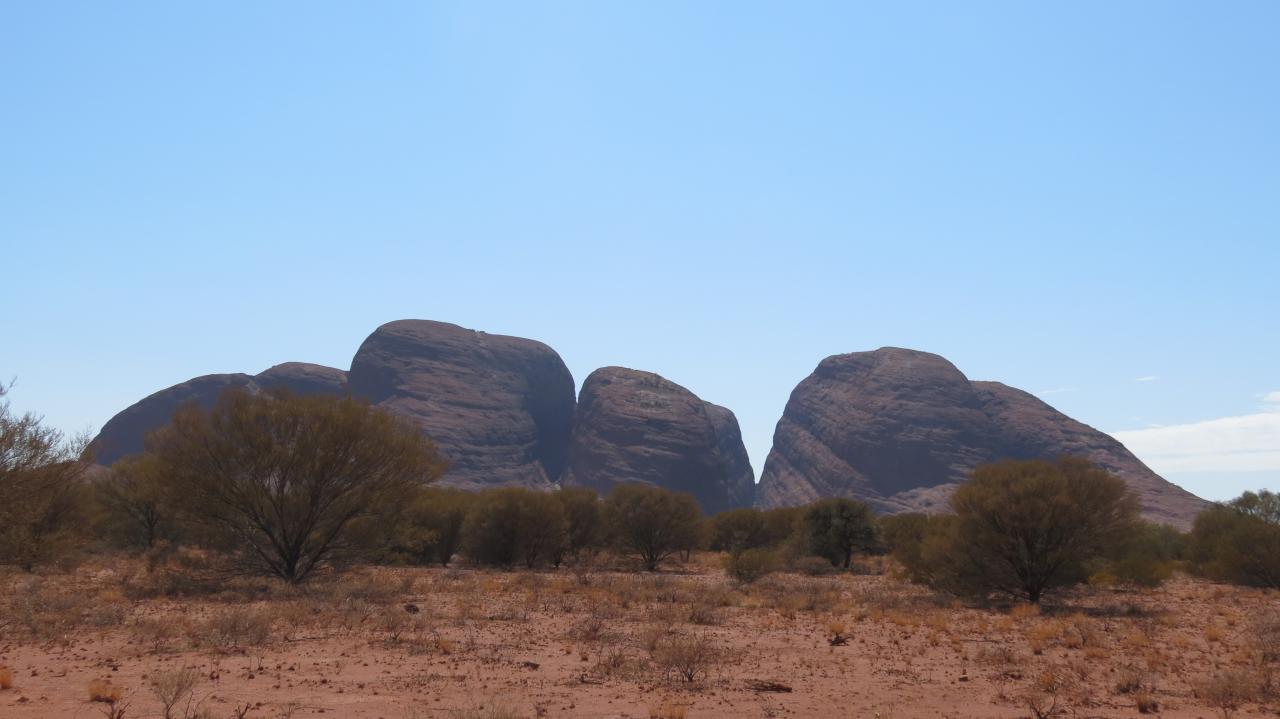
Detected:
[347,319,576,491]
[756,347,1208,528]
[561,367,754,514]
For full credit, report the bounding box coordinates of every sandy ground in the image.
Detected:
[1,555,1277,719]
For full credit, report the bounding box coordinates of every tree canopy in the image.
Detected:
[149,388,445,583]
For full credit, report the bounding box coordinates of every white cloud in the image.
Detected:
[1135,376,1159,382]
[1112,411,1280,474]
[1263,391,1280,405]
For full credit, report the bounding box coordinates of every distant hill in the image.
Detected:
[90,326,1205,526]
[88,319,753,513]
[755,347,1207,529]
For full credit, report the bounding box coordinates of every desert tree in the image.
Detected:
[462,488,524,566]
[516,489,568,568]
[710,507,769,555]
[761,506,804,546]
[148,388,444,583]
[399,487,473,566]
[925,457,1140,603]
[96,453,176,550]
[461,487,568,568]
[1189,490,1280,588]
[0,381,90,570]
[1105,520,1185,587]
[603,483,702,571]
[802,497,878,569]
[554,486,603,565]
[879,512,935,581]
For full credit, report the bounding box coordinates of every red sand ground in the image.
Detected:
[2,557,1277,718]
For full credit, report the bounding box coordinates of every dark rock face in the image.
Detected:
[254,362,348,397]
[562,367,754,514]
[970,380,1207,530]
[347,320,576,491]
[89,373,256,466]
[90,363,348,467]
[756,347,1207,528]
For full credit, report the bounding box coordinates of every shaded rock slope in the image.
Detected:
[755,347,1208,528]
[347,320,576,491]
[90,320,580,492]
[89,362,349,466]
[561,367,754,513]
[90,329,1204,527]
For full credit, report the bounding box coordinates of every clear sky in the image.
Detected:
[3,2,1276,501]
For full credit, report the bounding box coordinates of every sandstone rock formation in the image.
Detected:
[254,362,349,397]
[561,367,754,513]
[756,347,1207,528]
[89,372,257,466]
[90,362,353,467]
[347,320,576,491]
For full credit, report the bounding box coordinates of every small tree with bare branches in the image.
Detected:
[149,388,445,583]
[0,382,90,571]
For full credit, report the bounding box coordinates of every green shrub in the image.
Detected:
[555,486,603,565]
[0,383,91,571]
[879,512,931,578]
[461,487,568,568]
[603,484,702,571]
[96,453,179,550]
[761,506,804,547]
[1105,521,1185,587]
[149,388,444,583]
[791,555,841,576]
[725,547,779,583]
[914,457,1140,603]
[399,487,473,566]
[1188,490,1280,588]
[710,508,769,554]
[801,498,878,569]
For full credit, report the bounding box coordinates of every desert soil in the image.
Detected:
[1,555,1277,718]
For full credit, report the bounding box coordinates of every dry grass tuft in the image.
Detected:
[1195,670,1266,719]
[449,704,526,719]
[1134,690,1160,714]
[1009,603,1041,621]
[150,666,202,719]
[1248,612,1280,665]
[649,700,690,719]
[88,678,124,703]
[0,666,13,690]
[827,619,849,645]
[652,632,719,683]
[194,606,273,650]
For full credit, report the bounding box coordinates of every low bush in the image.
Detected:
[801,498,878,569]
[0,384,91,571]
[194,606,273,650]
[1188,490,1280,588]
[461,488,569,568]
[711,508,769,554]
[907,458,1141,603]
[604,484,702,571]
[791,555,841,576]
[88,678,124,703]
[150,667,202,719]
[651,632,718,682]
[725,547,779,583]
[1105,521,1184,587]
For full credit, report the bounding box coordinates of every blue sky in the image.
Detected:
[2,2,1276,501]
